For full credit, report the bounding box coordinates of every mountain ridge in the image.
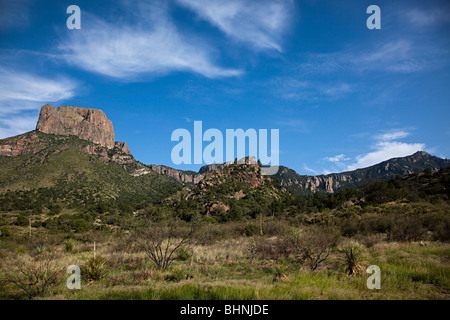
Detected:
[2,104,449,199]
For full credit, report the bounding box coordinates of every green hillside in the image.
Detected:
[0,131,182,212]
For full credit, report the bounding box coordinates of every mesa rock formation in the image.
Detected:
[36,104,116,149]
[0,105,133,164]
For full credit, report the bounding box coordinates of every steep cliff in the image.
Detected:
[1,105,132,164]
[36,104,116,149]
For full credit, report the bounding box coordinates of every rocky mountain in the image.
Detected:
[0,105,182,208]
[151,151,450,196]
[36,104,117,149]
[172,157,289,217]
[148,164,203,184]
[148,161,234,185]
[273,151,450,195]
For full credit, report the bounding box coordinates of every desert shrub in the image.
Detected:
[388,215,426,242]
[272,264,289,283]
[63,238,76,253]
[0,227,11,238]
[254,236,292,260]
[287,226,340,271]
[34,245,48,255]
[81,256,108,282]
[164,268,187,282]
[1,254,63,299]
[134,222,195,270]
[243,224,259,237]
[69,219,91,233]
[14,215,29,227]
[339,240,366,275]
[176,246,192,261]
[421,213,450,242]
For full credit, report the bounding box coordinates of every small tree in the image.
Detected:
[134,222,195,271]
[288,226,339,271]
[1,254,62,299]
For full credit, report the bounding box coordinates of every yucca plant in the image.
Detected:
[272,264,289,283]
[63,239,75,253]
[34,245,48,255]
[340,240,366,276]
[81,256,108,282]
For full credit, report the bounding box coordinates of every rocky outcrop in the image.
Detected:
[186,159,288,204]
[150,157,256,184]
[149,165,204,184]
[83,143,134,164]
[0,132,47,156]
[36,104,115,149]
[115,141,131,155]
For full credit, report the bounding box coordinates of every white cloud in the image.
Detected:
[0,67,77,138]
[347,141,426,171]
[0,115,38,139]
[324,154,350,162]
[0,68,76,109]
[303,165,317,175]
[58,4,242,79]
[374,130,410,141]
[176,0,292,51]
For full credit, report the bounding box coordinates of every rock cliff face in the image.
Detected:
[1,105,133,165]
[149,165,204,184]
[36,104,115,149]
[0,132,47,157]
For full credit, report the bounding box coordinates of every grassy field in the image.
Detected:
[1,222,448,300]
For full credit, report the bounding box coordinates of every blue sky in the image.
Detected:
[1,0,449,175]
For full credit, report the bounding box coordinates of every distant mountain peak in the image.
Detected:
[273,151,450,195]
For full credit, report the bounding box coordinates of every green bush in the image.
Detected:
[81,256,108,282]
[176,246,192,261]
[63,238,76,253]
[243,224,259,237]
[34,245,48,255]
[164,268,187,282]
[15,215,29,226]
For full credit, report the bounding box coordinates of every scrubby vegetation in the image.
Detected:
[0,167,449,300]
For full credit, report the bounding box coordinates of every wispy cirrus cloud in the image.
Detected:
[0,67,77,138]
[374,130,410,141]
[58,2,242,79]
[176,0,293,51]
[0,116,38,139]
[272,78,352,101]
[299,39,448,75]
[323,154,350,163]
[276,118,309,133]
[346,129,425,171]
[0,67,77,115]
